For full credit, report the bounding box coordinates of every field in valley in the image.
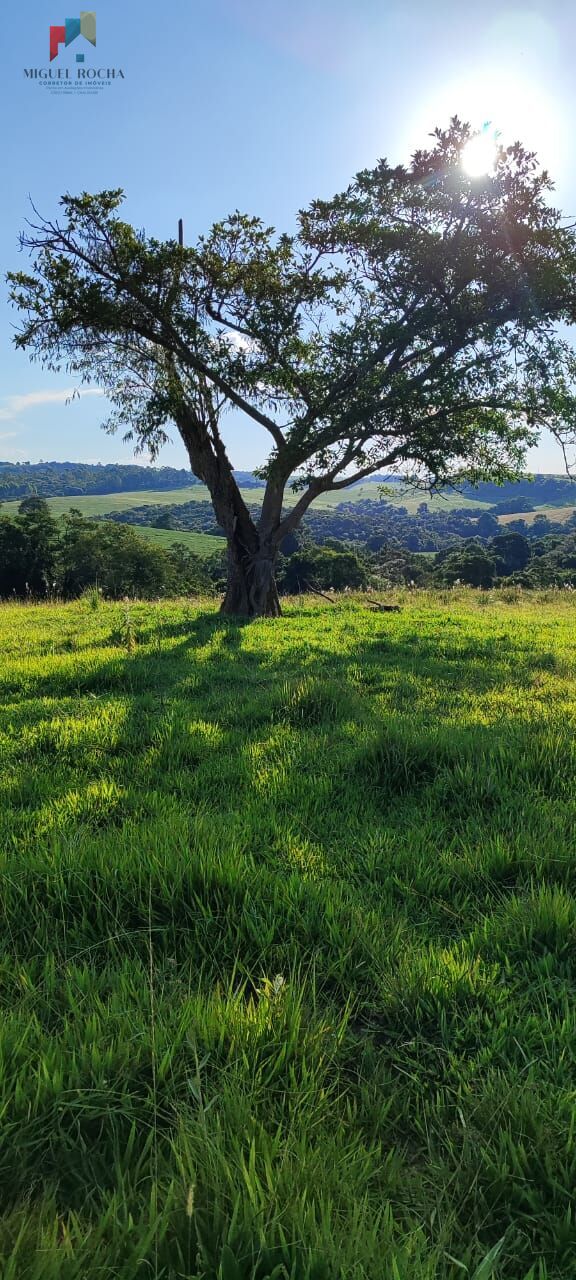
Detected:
[130,526,226,556]
[0,482,495,521]
[499,506,576,526]
[4,486,574,562]
[2,592,576,1277]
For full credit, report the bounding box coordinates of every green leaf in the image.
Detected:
[218,1244,242,1280]
[471,1237,507,1280]
[444,1254,469,1273]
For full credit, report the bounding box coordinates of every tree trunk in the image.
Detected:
[220,534,281,617]
[176,402,284,618]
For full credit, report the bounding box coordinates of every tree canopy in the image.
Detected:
[0,500,212,601]
[0,460,199,501]
[8,118,576,614]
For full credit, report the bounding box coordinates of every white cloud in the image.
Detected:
[0,432,18,441]
[222,331,257,355]
[0,388,105,422]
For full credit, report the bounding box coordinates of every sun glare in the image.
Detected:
[404,59,565,184]
[461,131,497,177]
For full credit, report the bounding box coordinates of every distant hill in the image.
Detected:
[0,460,268,501]
[358,473,576,506]
[0,460,574,509]
[231,471,268,488]
[0,461,201,501]
[459,475,576,507]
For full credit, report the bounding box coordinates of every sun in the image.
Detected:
[405,63,565,183]
[461,130,498,178]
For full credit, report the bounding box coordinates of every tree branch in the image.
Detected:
[275,447,407,540]
[21,219,290,452]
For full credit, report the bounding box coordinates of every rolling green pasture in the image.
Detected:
[0,482,491,521]
[131,526,226,555]
[291,485,486,512]
[0,488,209,519]
[1,592,576,1277]
[499,506,576,526]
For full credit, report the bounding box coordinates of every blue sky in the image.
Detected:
[1,1,575,474]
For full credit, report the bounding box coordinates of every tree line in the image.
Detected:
[0,499,212,600]
[0,461,273,502]
[0,461,201,501]
[277,529,576,591]
[2,457,573,508]
[432,531,576,589]
[2,498,576,601]
[0,498,372,600]
[101,494,576,554]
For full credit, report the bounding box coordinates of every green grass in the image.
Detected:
[130,525,226,555]
[0,488,207,518]
[1,590,576,1277]
[0,482,491,521]
[295,484,486,512]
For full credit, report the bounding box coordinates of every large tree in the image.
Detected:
[8,119,576,615]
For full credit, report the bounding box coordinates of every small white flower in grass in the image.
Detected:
[258,973,287,1003]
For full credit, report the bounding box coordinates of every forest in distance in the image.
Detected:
[2,457,576,506]
[4,488,576,600]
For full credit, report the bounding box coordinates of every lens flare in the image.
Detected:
[462,131,497,177]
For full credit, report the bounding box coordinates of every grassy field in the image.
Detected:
[2,591,576,1277]
[131,526,226,555]
[0,488,211,519]
[0,483,491,520]
[499,506,576,526]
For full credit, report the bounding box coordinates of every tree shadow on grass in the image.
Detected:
[2,602,570,867]
[1,607,564,796]
[3,606,572,898]
[3,605,576,1270]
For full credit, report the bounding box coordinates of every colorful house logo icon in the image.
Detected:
[50,11,96,62]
